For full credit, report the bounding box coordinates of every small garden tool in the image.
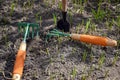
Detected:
[46,29,117,46]
[57,0,70,32]
[12,22,39,80]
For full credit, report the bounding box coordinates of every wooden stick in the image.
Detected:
[12,42,26,80]
[62,0,67,12]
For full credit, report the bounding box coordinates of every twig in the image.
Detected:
[43,25,55,32]
[0,70,12,80]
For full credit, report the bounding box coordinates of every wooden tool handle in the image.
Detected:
[12,42,26,80]
[62,0,67,12]
[71,34,117,46]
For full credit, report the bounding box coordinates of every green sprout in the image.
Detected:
[68,12,73,27]
[22,0,34,13]
[91,23,96,32]
[108,0,111,3]
[35,12,40,22]
[28,0,34,9]
[81,75,87,80]
[71,66,77,79]
[46,48,50,55]
[39,16,42,27]
[79,0,84,14]
[112,52,119,66]
[82,50,87,62]
[27,0,31,8]
[85,19,91,33]
[92,3,106,21]
[72,47,77,54]
[58,37,63,44]
[90,53,94,62]
[52,0,55,4]
[98,53,105,69]
[58,1,62,10]
[113,16,120,28]
[53,13,57,25]
[44,0,49,8]
[61,54,65,64]
[10,2,15,16]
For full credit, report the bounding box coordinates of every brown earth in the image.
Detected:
[0,0,120,80]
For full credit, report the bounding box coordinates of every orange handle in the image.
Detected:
[71,34,117,46]
[13,50,26,76]
[12,42,26,80]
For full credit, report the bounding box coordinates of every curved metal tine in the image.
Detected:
[36,25,39,37]
[50,31,65,37]
[53,29,59,32]
[46,33,60,39]
[50,29,62,34]
[32,26,35,38]
[50,33,59,36]
[46,33,59,41]
[28,26,30,38]
[23,26,26,36]
[50,31,58,34]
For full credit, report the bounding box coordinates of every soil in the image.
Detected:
[0,1,120,80]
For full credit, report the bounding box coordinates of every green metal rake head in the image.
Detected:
[46,29,70,40]
[18,22,39,42]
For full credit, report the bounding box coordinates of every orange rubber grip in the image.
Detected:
[13,50,26,76]
[80,34,107,46]
[71,34,117,46]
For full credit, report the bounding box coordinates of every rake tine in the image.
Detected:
[23,26,26,36]
[18,22,40,38]
[23,23,30,42]
[46,33,60,41]
[36,26,39,37]
[36,24,39,37]
[32,26,34,38]
[28,26,30,38]
[49,29,69,37]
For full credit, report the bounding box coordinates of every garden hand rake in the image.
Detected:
[46,29,117,46]
[12,22,39,80]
